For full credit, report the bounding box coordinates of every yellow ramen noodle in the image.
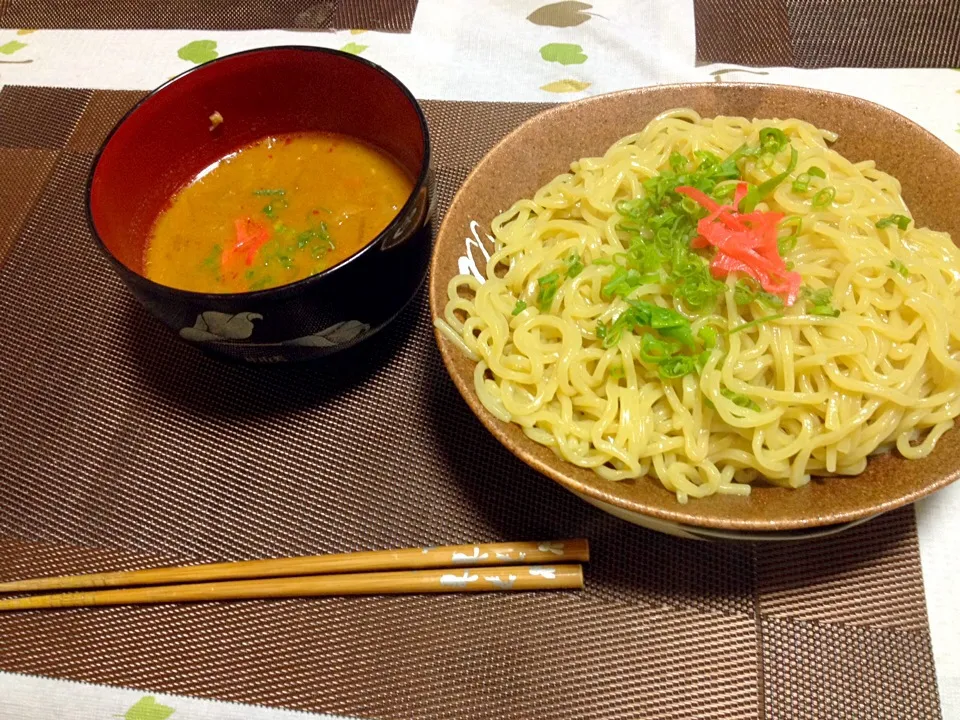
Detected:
[437,109,960,502]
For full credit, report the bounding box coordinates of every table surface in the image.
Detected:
[0,1,958,718]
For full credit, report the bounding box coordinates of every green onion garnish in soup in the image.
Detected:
[144,132,413,293]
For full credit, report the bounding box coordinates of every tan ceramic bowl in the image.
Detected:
[429,83,960,537]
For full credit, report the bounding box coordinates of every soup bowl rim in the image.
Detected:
[85,44,433,302]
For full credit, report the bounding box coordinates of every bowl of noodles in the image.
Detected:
[429,83,960,538]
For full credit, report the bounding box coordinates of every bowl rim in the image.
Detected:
[572,488,879,541]
[85,45,432,302]
[428,81,960,531]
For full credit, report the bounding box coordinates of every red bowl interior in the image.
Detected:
[89,46,428,276]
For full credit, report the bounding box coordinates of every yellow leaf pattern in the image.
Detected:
[0,40,27,55]
[540,79,591,93]
[339,42,368,55]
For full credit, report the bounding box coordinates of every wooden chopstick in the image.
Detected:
[0,564,584,611]
[0,539,588,593]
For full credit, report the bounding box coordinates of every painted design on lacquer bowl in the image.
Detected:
[284,320,371,348]
[179,311,262,342]
[179,312,370,348]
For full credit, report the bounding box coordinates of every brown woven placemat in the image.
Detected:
[694,0,960,68]
[0,0,418,31]
[0,86,943,720]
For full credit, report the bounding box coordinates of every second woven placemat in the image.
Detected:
[694,0,960,68]
[0,0,419,31]
[0,87,943,719]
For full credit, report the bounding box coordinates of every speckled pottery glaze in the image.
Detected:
[429,83,960,538]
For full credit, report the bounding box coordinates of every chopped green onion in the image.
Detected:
[733,278,783,309]
[698,326,718,349]
[624,236,664,274]
[734,279,756,306]
[638,301,696,348]
[534,255,586,311]
[200,243,222,272]
[658,356,698,379]
[760,292,784,309]
[596,321,609,342]
[693,150,722,167]
[639,333,699,379]
[669,152,688,171]
[512,300,527,315]
[728,313,784,334]
[724,143,756,163]
[811,186,836,208]
[640,333,680,363]
[778,234,798,256]
[740,145,799,213]
[720,388,761,412]
[778,216,802,256]
[602,267,649,299]
[802,286,830,304]
[810,304,839,317]
[659,324,696,349]
[536,271,561,311]
[801,286,840,317]
[253,189,286,196]
[759,127,789,155]
[295,222,333,252]
[609,364,625,379]
[889,259,909,278]
[248,275,274,291]
[597,299,696,351]
[712,183,738,201]
[669,253,725,311]
[695,348,712,372]
[876,214,911,231]
[791,165,825,192]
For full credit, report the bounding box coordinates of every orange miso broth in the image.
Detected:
[144,132,414,293]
